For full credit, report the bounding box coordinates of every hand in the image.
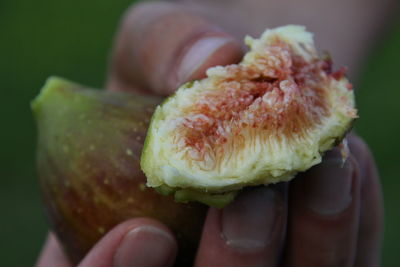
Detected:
[37,2,384,266]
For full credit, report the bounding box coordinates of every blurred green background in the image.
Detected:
[0,0,399,266]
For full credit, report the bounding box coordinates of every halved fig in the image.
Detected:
[32,78,207,265]
[141,25,357,207]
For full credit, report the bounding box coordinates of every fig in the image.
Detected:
[141,25,357,206]
[32,77,207,265]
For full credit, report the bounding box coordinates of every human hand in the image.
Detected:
[37,2,383,266]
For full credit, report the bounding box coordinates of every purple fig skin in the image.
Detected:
[32,77,207,266]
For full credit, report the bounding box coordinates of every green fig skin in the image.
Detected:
[32,77,207,265]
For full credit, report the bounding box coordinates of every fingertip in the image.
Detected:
[79,218,177,267]
[347,135,373,169]
[195,185,287,267]
[171,34,243,94]
[108,1,243,95]
[346,135,384,267]
[285,151,362,267]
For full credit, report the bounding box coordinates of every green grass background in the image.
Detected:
[0,0,399,266]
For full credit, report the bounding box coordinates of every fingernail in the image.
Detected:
[304,148,354,215]
[221,186,279,252]
[176,35,235,86]
[114,225,176,267]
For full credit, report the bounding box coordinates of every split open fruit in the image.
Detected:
[141,25,357,207]
[32,78,207,265]
[32,25,357,264]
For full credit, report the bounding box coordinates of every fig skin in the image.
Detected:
[32,77,207,265]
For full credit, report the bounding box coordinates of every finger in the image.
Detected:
[195,185,288,267]
[36,232,72,267]
[78,218,177,267]
[284,148,361,267]
[107,1,243,95]
[348,135,383,267]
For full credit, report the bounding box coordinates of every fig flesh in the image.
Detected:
[141,25,357,206]
[32,77,207,265]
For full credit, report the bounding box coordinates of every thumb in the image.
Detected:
[78,218,177,267]
[107,2,243,95]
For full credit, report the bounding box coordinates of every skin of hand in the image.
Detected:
[36,1,390,266]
